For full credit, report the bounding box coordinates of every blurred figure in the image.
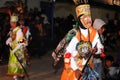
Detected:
[18,18,32,43]
[41,12,49,36]
[18,17,32,66]
[93,18,106,80]
[93,19,106,44]
[6,15,28,80]
[103,55,120,80]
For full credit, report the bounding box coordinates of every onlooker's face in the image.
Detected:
[80,15,92,28]
[98,26,105,34]
[19,20,24,25]
[105,60,113,68]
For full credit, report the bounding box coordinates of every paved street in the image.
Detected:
[0,51,62,80]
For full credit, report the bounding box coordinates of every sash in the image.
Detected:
[76,26,96,42]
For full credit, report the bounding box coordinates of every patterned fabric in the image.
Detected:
[6,27,27,77]
[82,65,98,80]
[76,41,91,57]
[61,27,101,80]
[52,28,77,68]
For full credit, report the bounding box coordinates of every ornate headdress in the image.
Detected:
[10,15,18,22]
[10,16,18,22]
[73,0,91,18]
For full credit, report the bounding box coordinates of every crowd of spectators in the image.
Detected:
[103,13,120,51]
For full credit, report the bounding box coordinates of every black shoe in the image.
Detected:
[18,76,25,80]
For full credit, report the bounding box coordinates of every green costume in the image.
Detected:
[7,27,27,77]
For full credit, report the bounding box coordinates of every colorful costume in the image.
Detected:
[6,15,28,79]
[6,26,27,77]
[52,28,77,74]
[61,27,101,80]
[19,18,32,67]
[60,0,103,80]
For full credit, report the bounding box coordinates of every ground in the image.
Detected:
[0,51,62,80]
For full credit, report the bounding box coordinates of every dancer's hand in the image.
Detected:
[75,69,82,79]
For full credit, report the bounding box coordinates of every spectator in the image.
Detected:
[103,55,120,80]
[93,18,106,80]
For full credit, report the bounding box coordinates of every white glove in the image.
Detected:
[12,43,25,54]
[6,37,12,46]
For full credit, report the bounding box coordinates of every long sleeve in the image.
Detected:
[92,32,103,54]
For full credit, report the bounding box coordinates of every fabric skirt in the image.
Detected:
[7,50,27,77]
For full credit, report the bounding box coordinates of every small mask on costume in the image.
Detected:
[76,41,91,58]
